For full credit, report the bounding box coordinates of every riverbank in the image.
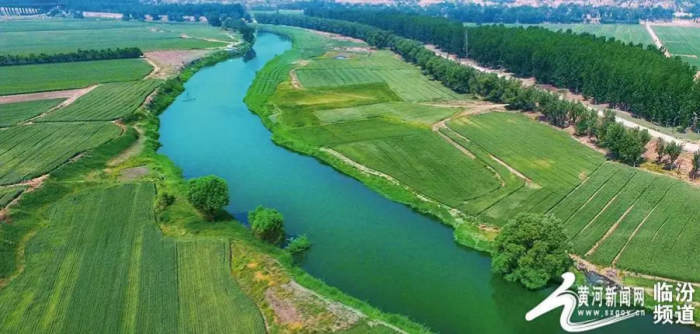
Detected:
[138,38,432,333]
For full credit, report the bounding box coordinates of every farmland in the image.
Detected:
[548,161,700,281]
[536,24,653,46]
[0,99,63,126]
[0,186,26,209]
[177,239,265,333]
[445,112,605,224]
[0,184,265,333]
[335,132,502,207]
[38,81,161,122]
[314,102,456,125]
[653,26,700,68]
[0,122,120,185]
[0,59,153,95]
[0,19,228,55]
[296,50,464,102]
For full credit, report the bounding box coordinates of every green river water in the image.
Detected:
[158,32,695,334]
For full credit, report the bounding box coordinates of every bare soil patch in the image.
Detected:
[290,70,303,89]
[118,166,150,181]
[144,50,212,79]
[0,86,95,105]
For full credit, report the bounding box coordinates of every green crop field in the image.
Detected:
[177,239,265,333]
[546,161,700,281]
[538,24,653,46]
[0,59,153,96]
[446,112,606,224]
[39,81,161,122]
[0,186,26,209]
[273,83,402,128]
[287,118,423,146]
[0,184,265,333]
[0,99,63,126]
[485,23,654,45]
[0,122,120,185]
[335,132,501,207]
[653,26,700,68]
[314,102,456,125]
[0,19,228,55]
[296,50,463,102]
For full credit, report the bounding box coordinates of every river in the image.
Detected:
[158,32,695,334]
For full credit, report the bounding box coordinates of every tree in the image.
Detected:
[286,235,311,254]
[664,142,683,170]
[492,213,572,290]
[691,150,700,179]
[655,138,666,163]
[249,206,286,246]
[187,175,229,219]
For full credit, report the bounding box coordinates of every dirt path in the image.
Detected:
[144,57,163,79]
[429,45,700,153]
[645,22,671,57]
[432,106,534,185]
[108,127,145,166]
[0,85,96,105]
[290,69,303,89]
[20,85,98,124]
[0,174,49,219]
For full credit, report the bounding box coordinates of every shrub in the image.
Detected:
[156,191,175,211]
[187,175,229,219]
[492,213,572,290]
[286,235,311,254]
[248,206,285,245]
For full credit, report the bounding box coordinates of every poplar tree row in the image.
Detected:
[304,9,700,131]
[0,47,142,66]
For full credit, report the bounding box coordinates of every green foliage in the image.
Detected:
[664,142,683,167]
[492,213,572,290]
[692,150,700,178]
[156,191,176,211]
[187,175,229,218]
[248,206,285,246]
[286,234,311,254]
[0,59,152,95]
[0,47,142,66]
[655,138,666,162]
[38,80,161,122]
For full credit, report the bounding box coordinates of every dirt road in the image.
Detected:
[645,22,671,57]
[0,86,95,104]
[428,46,700,153]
